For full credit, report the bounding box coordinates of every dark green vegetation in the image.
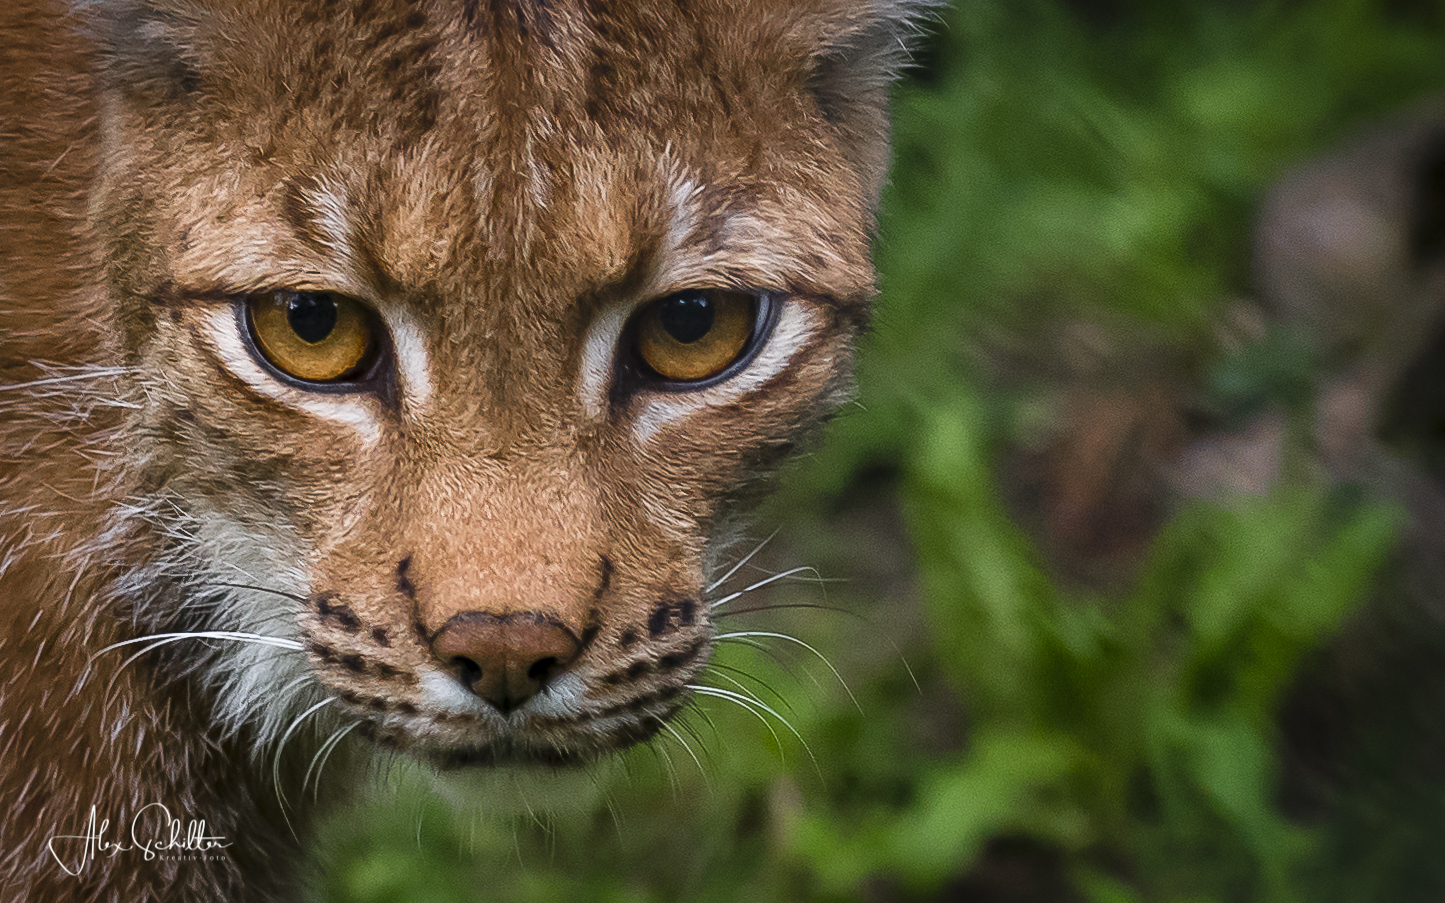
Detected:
[322,2,1445,899]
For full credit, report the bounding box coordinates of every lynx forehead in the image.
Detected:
[0,0,932,897]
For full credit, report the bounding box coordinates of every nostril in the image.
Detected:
[527,656,558,682]
[451,655,482,688]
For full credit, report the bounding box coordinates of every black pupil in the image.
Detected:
[659,294,715,344]
[287,293,338,344]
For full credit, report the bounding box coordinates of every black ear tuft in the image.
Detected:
[810,0,941,108]
[806,0,943,196]
[73,0,208,100]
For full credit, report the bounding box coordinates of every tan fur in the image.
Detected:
[0,0,930,898]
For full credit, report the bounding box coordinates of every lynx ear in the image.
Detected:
[804,0,940,197]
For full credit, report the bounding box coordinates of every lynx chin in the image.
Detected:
[0,0,934,899]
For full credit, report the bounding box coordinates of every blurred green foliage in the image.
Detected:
[321,1,1445,900]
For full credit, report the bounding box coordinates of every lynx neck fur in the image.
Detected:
[0,0,931,899]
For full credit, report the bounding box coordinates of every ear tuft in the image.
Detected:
[806,0,943,197]
[814,0,943,99]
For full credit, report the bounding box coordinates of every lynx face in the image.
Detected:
[76,0,927,771]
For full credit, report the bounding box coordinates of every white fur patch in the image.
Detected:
[578,304,630,421]
[419,669,489,715]
[415,668,585,721]
[385,310,433,414]
[530,672,586,717]
[133,505,321,750]
[309,182,356,258]
[201,307,383,448]
[631,300,819,443]
[664,170,704,259]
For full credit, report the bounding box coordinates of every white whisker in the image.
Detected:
[687,683,814,768]
[273,697,335,825]
[709,565,824,610]
[95,631,305,657]
[713,629,861,713]
[649,739,680,795]
[0,368,128,393]
[706,527,781,593]
[659,721,708,784]
[94,631,304,698]
[707,667,798,721]
[231,672,316,727]
[305,719,361,802]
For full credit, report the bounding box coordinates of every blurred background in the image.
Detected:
[320,1,1445,900]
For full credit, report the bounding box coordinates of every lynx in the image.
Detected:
[0,0,931,898]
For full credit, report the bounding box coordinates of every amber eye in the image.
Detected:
[244,291,379,384]
[634,290,758,383]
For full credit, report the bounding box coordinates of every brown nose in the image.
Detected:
[430,612,581,713]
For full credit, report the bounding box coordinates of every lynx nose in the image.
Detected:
[430,612,581,713]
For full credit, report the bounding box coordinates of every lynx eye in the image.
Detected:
[633,290,759,383]
[243,291,379,384]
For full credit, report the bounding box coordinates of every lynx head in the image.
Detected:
[81,0,934,770]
